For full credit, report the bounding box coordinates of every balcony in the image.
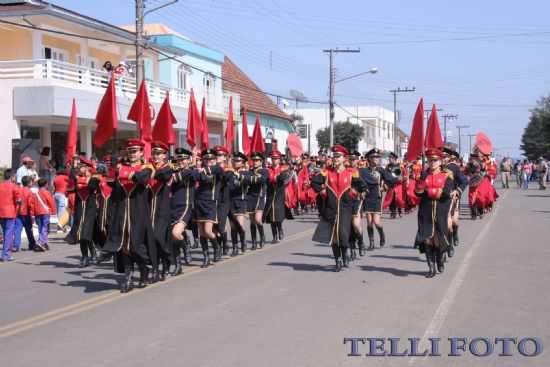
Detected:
[0,59,240,121]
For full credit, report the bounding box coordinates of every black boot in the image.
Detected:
[230,229,239,256]
[89,245,98,265]
[270,223,279,244]
[342,248,350,268]
[376,226,386,248]
[436,249,445,273]
[366,226,375,251]
[120,262,133,293]
[257,224,265,248]
[151,265,160,284]
[138,263,149,288]
[200,238,211,268]
[277,222,284,241]
[172,256,183,276]
[220,232,229,257]
[357,232,365,256]
[447,241,455,258]
[239,228,247,253]
[332,246,342,272]
[250,222,257,250]
[192,227,199,248]
[211,238,221,262]
[425,247,436,278]
[182,238,191,265]
[160,259,170,281]
[452,225,459,246]
[79,241,89,267]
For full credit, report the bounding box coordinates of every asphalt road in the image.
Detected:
[0,186,548,367]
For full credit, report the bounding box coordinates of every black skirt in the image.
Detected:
[351,198,363,216]
[363,197,382,213]
[247,193,266,213]
[230,198,248,216]
[195,199,218,223]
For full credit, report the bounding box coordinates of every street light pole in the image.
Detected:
[323,48,360,146]
[442,113,458,143]
[389,86,415,156]
[456,125,470,156]
[467,133,476,155]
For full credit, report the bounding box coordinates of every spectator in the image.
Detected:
[521,159,531,190]
[53,166,70,228]
[538,157,548,190]
[39,147,54,189]
[14,176,36,251]
[500,157,512,189]
[16,156,38,185]
[0,169,21,261]
[29,178,56,252]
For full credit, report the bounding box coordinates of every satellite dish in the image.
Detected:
[289,89,308,102]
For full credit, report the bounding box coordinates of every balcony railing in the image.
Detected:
[0,59,240,120]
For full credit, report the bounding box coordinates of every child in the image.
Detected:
[14,176,37,251]
[0,169,20,261]
[29,178,56,251]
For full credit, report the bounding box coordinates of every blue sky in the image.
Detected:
[54,0,550,157]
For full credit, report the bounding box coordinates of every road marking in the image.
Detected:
[0,227,315,338]
[409,190,509,365]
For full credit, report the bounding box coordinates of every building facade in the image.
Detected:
[295,105,395,155]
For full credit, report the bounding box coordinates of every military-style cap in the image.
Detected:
[125,139,145,149]
[388,152,398,159]
[426,148,443,159]
[201,148,216,159]
[365,148,382,158]
[214,145,229,156]
[232,152,248,161]
[250,152,264,160]
[152,141,169,152]
[331,144,348,156]
[174,148,192,160]
[270,150,282,158]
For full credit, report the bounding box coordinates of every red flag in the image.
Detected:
[241,107,251,155]
[475,132,493,155]
[186,89,200,148]
[66,98,78,161]
[200,97,209,149]
[425,104,443,150]
[250,114,265,153]
[225,96,234,153]
[405,98,424,161]
[128,80,152,158]
[287,132,303,157]
[93,77,118,148]
[152,93,177,146]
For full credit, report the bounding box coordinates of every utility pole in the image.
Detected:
[467,133,476,155]
[135,0,145,89]
[323,48,360,146]
[442,113,458,143]
[456,125,470,156]
[389,86,415,156]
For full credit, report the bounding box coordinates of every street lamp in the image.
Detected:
[335,67,379,84]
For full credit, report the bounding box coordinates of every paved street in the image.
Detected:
[0,186,548,367]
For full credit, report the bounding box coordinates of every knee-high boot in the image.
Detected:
[181,236,191,265]
[452,224,459,246]
[376,225,386,247]
[277,222,284,240]
[257,224,265,248]
[436,247,445,273]
[357,231,365,256]
[425,246,436,278]
[230,229,239,256]
[270,223,279,244]
[250,222,257,250]
[137,261,149,288]
[192,227,199,248]
[239,227,247,253]
[366,226,375,251]
[349,232,357,261]
[120,255,134,293]
[342,247,350,268]
[220,232,229,257]
[211,237,221,262]
[200,238,210,268]
[79,240,90,267]
[332,245,342,272]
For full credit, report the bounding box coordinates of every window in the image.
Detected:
[177,65,190,90]
[203,73,215,102]
[44,47,68,62]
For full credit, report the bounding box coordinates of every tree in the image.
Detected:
[521,95,550,159]
[316,121,365,152]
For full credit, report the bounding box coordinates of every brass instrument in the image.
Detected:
[391,166,402,179]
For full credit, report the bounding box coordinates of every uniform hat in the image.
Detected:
[365,148,382,158]
[125,138,145,150]
[442,146,459,159]
[425,148,443,159]
[348,150,361,159]
[201,148,216,159]
[152,141,169,152]
[331,144,349,156]
[250,152,264,160]
[232,152,248,161]
[388,152,398,159]
[174,148,192,160]
[270,150,282,158]
[214,145,229,155]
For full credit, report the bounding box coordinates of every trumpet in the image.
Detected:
[391,166,402,179]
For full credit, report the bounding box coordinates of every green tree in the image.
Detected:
[316,121,364,152]
[521,95,550,159]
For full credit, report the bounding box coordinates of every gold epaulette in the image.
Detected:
[444,168,454,180]
[351,169,359,178]
[320,169,328,176]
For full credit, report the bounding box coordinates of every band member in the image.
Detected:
[348,151,365,258]
[442,147,468,256]
[148,141,174,281]
[263,150,291,243]
[171,148,198,274]
[95,163,113,264]
[360,148,397,251]
[247,152,268,250]
[413,148,454,278]
[227,152,252,255]
[214,146,231,257]
[103,139,156,292]
[311,145,365,271]
[466,153,485,220]
[195,148,224,267]
[65,161,101,267]
[296,153,312,214]
[383,152,407,219]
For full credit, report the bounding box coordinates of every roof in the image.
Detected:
[119,23,190,41]
[222,56,291,121]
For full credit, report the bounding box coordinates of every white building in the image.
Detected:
[295,105,395,155]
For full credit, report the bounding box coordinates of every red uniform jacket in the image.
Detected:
[17,186,33,216]
[0,181,20,218]
[29,188,57,216]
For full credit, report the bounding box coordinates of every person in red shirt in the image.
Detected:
[29,178,56,251]
[13,176,37,251]
[53,168,70,222]
[0,169,21,261]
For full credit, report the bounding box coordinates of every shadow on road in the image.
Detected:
[390,245,416,250]
[369,254,425,263]
[290,252,333,259]
[358,264,426,277]
[267,261,334,272]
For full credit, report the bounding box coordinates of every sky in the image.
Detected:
[53,0,550,157]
